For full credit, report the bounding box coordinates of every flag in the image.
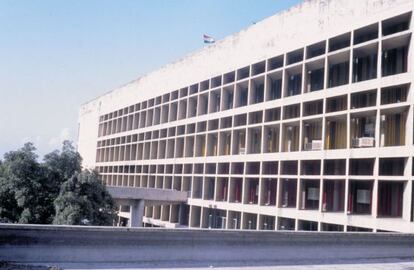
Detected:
[203,34,215,44]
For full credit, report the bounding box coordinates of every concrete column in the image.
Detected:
[130,199,145,227]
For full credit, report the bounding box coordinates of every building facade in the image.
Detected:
[78,0,414,232]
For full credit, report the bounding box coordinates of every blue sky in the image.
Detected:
[0,0,301,159]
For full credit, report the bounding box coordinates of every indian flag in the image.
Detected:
[203,34,215,44]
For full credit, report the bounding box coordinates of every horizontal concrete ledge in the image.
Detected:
[106,186,188,203]
[1,224,414,268]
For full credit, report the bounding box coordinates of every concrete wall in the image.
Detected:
[2,224,414,268]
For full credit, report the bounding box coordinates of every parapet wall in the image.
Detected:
[1,224,414,268]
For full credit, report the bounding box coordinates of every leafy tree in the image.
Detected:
[53,170,116,226]
[0,143,51,223]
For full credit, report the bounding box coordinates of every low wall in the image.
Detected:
[1,224,414,268]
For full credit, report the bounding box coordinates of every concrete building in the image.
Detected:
[78,0,414,232]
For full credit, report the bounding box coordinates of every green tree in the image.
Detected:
[53,170,116,226]
[0,143,51,223]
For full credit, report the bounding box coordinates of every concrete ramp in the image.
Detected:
[106,186,188,227]
[107,186,187,206]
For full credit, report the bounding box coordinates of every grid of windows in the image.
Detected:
[94,12,414,232]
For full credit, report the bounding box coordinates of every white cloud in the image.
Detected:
[48,127,72,148]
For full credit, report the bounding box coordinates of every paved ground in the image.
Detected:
[62,261,414,270]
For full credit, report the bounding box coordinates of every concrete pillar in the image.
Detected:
[130,199,145,227]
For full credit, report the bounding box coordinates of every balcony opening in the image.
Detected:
[324,159,346,175]
[252,60,266,76]
[325,116,347,149]
[301,160,321,175]
[305,59,325,92]
[326,95,347,113]
[202,208,226,229]
[216,177,228,202]
[328,51,350,87]
[381,84,408,105]
[264,125,280,153]
[228,211,241,229]
[278,217,295,230]
[249,111,263,125]
[287,48,304,65]
[200,80,209,92]
[182,177,191,191]
[220,116,232,129]
[303,120,322,151]
[321,223,344,232]
[235,81,249,107]
[347,226,372,232]
[349,158,374,175]
[300,179,320,210]
[379,158,406,176]
[262,161,278,175]
[283,103,300,119]
[190,84,198,95]
[285,65,302,97]
[234,113,247,127]
[178,100,187,120]
[208,119,219,131]
[354,23,378,45]
[380,108,407,146]
[198,93,208,115]
[280,179,297,208]
[209,90,221,113]
[282,123,300,152]
[206,163,216,175]
[222,85,234,110]
[266,71,282,101]
[322,179,345,212]
[179,87,188,99]
[382,12,411,36]
[261,178,277,206]
[265,108,281,122]
[303,100,323,116]
[223,71,235,85]
[195,134,206,157]
[244,178,259,204]
[203,177,215,200]
[267,55,283,71]
[231,162,244,175]
[351,90,377,109]
[350,113,376,148]
[185,136,194,157]
[247,128,262,154]
[329,32,351,52]
[173,176,181,191]
[352,43,378,82]
[378,181,405,218]
[192,164,202,175]
[192,177,202,199]
[348,180,373,215]
[246,162,260,175]
[219,131,231,155]
[249,77,264,104]
[218,163,229,175]
[211,75,222,88]
[197,121,206,132]
[382,34,410,76]
[306,40,326,59]
[298,220,318,231]
[188,96,197,117]
[237,66,250,81]
[259,215,275,230]
[242,213,257,230]
[232,129,246,155]
[229,178,243,203]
